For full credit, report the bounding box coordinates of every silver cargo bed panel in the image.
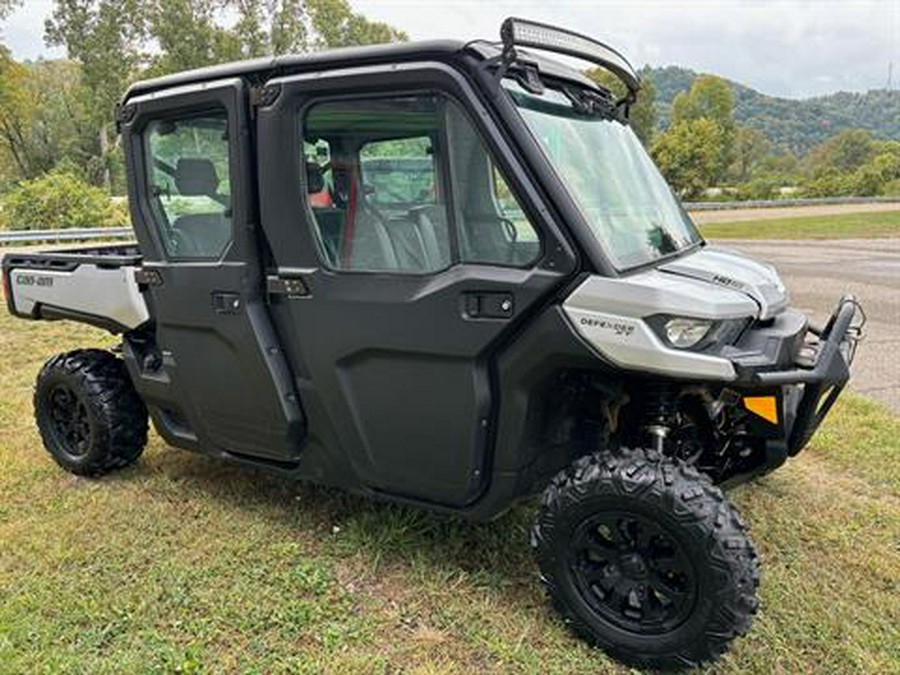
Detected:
[7,263,149,330]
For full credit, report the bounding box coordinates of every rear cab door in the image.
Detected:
[120,79,304,461]
[255,61,578,507]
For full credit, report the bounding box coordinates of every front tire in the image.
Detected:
[532,448,759,670]
[34,349,148,476]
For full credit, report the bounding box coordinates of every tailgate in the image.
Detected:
[2,245,149,333]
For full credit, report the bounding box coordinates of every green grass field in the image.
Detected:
[699,209,900,240]
[1,313,898,674]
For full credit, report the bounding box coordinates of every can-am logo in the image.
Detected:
[579,316,635,337]
[15,274,54,287]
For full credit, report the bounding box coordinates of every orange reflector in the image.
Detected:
[743,396,779,424]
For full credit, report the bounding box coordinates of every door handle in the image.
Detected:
[463,291,514,319]
[212,291,242,314]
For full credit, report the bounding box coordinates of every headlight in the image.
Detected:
[664,317,713,349]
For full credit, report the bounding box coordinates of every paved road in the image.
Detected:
[692,201,900,224]
[717,238,900,413]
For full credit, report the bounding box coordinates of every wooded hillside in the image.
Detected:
[649,65,900,155]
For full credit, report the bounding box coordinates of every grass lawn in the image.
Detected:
[699,209,900,240]
[1,312,898,674]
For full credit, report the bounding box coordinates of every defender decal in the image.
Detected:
[579,315,635,337]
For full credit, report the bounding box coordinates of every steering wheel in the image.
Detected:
[501,217,519,264]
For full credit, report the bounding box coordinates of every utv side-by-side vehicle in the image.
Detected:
[2,18,863,669]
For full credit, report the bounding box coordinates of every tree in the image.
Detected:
[0,167,126,230]
[230,0,308,57]
[806,129,875,175]
[731,126,771,182]
[144,0,235,76]
[306,0,407,49]
[671,74,735,182]
[801,134,900,197]
[45,0,146,189]
[672,75,734,128]
[585,67,656,146]
[0,0,21,19]
[847,152,900,196]
[226,0,406,58]
[0,46,34,179]
[45,0,407,190]
[651,118,721,198]
[0,50,93,183]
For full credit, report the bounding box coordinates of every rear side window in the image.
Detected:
[301,94,540,274]
[144,113,233,259]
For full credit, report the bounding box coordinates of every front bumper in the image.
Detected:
[735,296,864,457]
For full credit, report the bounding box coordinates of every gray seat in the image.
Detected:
[170,157,232,257]
[348,203,398,271]
[172,213,231,257]
[408,205,451,270]
[384,216,434,272]
[174,157,222,199]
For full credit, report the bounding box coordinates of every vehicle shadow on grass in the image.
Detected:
[116,442,540,589]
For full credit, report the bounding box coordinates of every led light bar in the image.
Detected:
[500,17,640,94]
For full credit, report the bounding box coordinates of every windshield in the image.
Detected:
[505,81,702,270]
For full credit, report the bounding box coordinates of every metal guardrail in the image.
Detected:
[0,227,133,245]
[1,196,898,245]
[682,196,900,211]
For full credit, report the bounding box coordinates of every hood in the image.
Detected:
[658,245,788,320]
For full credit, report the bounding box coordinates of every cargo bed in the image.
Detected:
[2,243,149,333]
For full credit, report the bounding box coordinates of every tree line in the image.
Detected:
[0,2,898,231]
[0,0,406,229]
[591,68,900,200]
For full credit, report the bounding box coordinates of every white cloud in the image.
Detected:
[2,0,62,60]
[3,0,897,98]
[353,0,899,97]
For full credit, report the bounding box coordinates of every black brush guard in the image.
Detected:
[749,296,864,455]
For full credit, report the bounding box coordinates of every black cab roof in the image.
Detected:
[124,39,601,101]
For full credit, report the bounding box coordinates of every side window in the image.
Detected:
[360,137,436,210]
[486,164,540,262]
[444,104,541,267]
[144,112,232,259]
[301,94,540,273]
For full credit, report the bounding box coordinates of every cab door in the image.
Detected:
[255,64,577,506]
[121,79,304,460]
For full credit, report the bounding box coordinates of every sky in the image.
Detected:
[3,0,898,99]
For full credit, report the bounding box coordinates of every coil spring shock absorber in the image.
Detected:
[643,384,678,454]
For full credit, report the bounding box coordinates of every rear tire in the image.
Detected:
[34,349,148,476]
[531,447,759,670]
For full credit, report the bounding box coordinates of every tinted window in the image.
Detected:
[144,113,232,259]
[360,137,436,209]
[302,94,540,273]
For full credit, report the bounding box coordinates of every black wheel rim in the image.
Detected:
[569,511,697,634]
[46,384,92,458]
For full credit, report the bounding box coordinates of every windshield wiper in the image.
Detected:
[560,86,617,119]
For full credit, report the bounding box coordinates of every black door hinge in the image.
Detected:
[249,83,282,117]
[134,268,163,289]
[267,274,309,301]
[115,103,137,133]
